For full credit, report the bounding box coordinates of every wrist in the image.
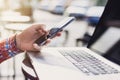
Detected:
[15,34,24,52]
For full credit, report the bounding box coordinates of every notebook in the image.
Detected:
[24,26,120,80]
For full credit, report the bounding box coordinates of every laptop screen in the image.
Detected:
[90,26,120,55]
[87,0,120,54]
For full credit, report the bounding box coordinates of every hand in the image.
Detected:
[16,24,61,52]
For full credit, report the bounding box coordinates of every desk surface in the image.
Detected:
[24,47,120,80]
[0,16,31,23]
[5,23,32,31]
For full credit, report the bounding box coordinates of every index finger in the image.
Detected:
[33,24,46,31]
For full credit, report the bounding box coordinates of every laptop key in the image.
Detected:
[59,50,120,76]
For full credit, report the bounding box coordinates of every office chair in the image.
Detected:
[76,32,91,46]
[76,21,96,47]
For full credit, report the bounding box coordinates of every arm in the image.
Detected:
[0,24,46,63]
[0,24,61,63]
[0,35,22,63]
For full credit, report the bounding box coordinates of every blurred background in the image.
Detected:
[0,0,107,80]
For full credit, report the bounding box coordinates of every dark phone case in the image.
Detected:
[35,28,60,45]
[35,34,47,45]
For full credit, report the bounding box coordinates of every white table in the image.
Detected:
[4,23,31,37]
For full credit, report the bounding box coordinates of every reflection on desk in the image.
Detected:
[5,23,31,31]
[4,23,32,37]
[0,16,31,23]
[0,10,31,23]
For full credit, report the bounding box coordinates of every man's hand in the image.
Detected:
[16,24,61,52]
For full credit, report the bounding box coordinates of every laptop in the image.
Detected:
[21,25,120,80]
[21,0,120,79]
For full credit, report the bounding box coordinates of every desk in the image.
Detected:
[0,10,31,23]
[4,23,31,36]
[22,48,87,80]
[0,16,31,23]
[21,47,120,80]
[22,48,86,80]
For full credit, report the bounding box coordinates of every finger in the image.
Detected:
[37,26,49,38]
[44,39,51,46]
[33,43,41,51]
[38,29,47,36]
[51,32,62,39]
[35,24,46,29]
[34,24,47,32]
[56,32,62,36]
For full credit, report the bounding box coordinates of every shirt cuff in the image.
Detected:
[7,34,23,56]
[0,35,23,63]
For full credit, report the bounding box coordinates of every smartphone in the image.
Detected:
[35,17,75,46]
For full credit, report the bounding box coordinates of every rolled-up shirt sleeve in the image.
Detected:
[0,35,22,63]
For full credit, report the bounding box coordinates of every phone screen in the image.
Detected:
[35,17,75,46]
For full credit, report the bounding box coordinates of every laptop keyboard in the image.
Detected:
[59,50,120,76]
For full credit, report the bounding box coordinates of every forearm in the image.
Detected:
[0,35,23,63]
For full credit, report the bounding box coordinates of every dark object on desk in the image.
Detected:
[22,54,39,80]
[22,68,38,80]
[86,6,105,27]
[50,6,65,15]
[76,33,91,46]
